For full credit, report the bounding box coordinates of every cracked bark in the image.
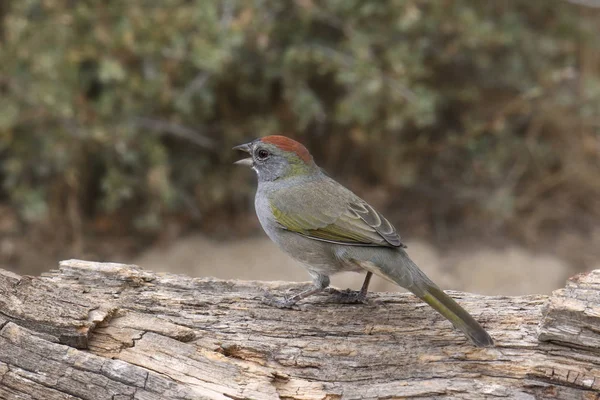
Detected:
[0,260,599,400]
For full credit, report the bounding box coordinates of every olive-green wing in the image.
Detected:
[268,178,405,248]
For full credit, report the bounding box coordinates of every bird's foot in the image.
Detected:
[325,288,368,304]
[261,292,299,309]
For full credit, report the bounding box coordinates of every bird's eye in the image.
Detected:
[256,149,270,160]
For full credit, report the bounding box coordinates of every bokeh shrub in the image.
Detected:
[1,0,598,241]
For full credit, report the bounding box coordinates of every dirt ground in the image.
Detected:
[133,234,575,296]
[1,199,595,296]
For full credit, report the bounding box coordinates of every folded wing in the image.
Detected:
[268,178,405,248]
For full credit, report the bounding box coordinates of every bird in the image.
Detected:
[233,135,493,347]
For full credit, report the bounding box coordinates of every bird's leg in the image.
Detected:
[326,272,372,304]
[262,273,330,308]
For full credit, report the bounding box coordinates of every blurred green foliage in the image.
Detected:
[0,0,599,238]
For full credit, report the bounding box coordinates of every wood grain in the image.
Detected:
[1,260,599,399]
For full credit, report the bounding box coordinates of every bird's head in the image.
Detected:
[233,135,317,181]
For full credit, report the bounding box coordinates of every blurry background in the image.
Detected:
[1,0,599,295]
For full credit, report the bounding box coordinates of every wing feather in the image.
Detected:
[268,178,405,248]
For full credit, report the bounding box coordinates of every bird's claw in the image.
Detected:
[261,292,298,309]
[325,288,368,304]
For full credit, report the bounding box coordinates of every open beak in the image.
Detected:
[232,142,253,167]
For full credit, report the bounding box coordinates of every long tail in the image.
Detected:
[374,250,494,347]
[418,283,494,347]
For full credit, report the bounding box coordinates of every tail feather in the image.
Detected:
[419,285,494,347]
[371,250,494,347]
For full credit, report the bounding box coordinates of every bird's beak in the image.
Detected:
[233,142,253,167]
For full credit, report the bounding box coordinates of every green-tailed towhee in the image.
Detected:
[234,135,493,347]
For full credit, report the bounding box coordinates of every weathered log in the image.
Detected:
[0,259,599,400]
